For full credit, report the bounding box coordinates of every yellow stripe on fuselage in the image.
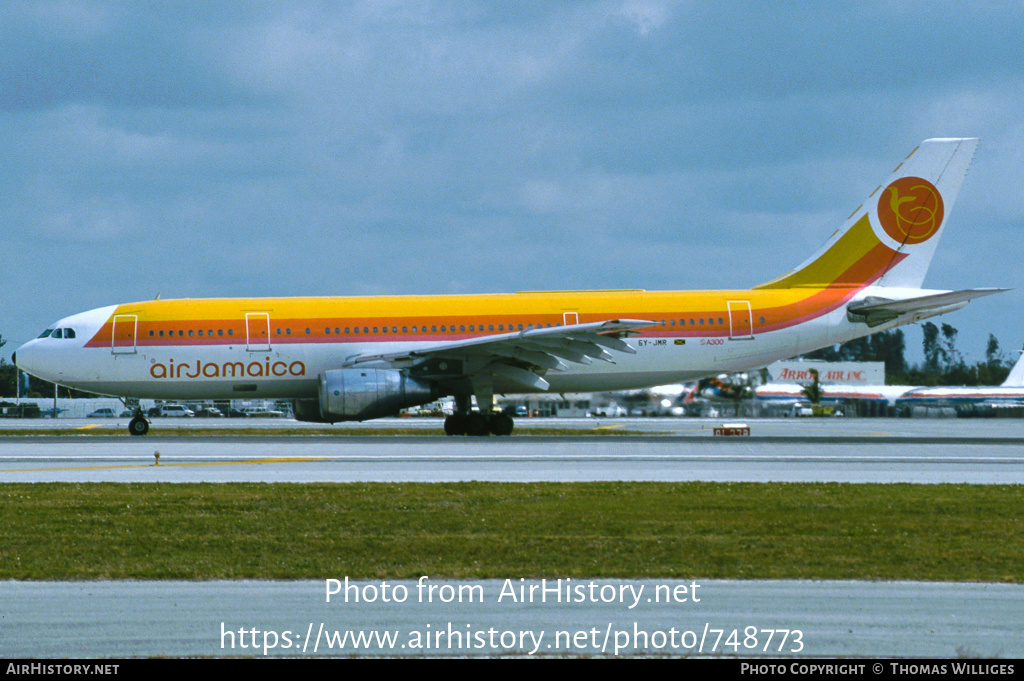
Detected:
[87,286,856,349]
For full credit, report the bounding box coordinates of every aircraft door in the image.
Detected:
[727,301,754,340]
[246,313,271,352]
[111,315,138,354]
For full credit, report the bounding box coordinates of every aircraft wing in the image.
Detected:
[342,319,656,391]
[847,288,1009,327]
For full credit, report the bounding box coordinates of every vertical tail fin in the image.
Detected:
[1001,347,1024,388]
[757,138,978,290]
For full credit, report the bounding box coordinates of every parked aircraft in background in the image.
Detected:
[895,348,1024,415]
[753,382,915,412]
[690,372,910,415]
[14,139,1005,435]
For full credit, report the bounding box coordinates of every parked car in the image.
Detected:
[88,408,117,418]
[240,407,284,418]
[193,406,223,418]
[153,404,195,417]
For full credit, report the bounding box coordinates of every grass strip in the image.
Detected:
[1,482,1021,582]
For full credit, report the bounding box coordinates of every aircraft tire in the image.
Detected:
[490,413,514,436]
[129,416,150,436]
[466,412,489,436]
[444,414,467,436]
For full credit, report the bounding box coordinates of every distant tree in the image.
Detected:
[922,322,945,373]
[872,328,906,377]
[940,323,963,371]
[801,368,823,406]
[985,334,1005,368]
[0,335,12,396]
[0,364,15,397]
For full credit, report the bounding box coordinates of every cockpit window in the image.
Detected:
[65,329,76,339]
[38,329,54,338]
[52,329,63,339]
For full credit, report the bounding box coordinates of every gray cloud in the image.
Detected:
[1,1,1021,364]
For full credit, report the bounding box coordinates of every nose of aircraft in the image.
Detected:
[13,338,55,383]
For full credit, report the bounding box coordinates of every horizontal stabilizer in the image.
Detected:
[847,288,1008,327]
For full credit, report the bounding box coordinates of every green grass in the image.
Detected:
[1,482,1021,582]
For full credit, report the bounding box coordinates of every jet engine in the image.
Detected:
[293,368,438,423]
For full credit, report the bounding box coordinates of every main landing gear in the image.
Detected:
[443,389,514,436]
[444,410,514,436]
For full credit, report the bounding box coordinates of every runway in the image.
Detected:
[2,418,1023,483]
[3,579,1021,658]
[4,418,1022,659]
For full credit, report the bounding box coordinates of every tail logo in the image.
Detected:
[877,176,944,245]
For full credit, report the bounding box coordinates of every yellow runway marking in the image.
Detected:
[4,457,329,473]
[77,425,102,430]
[593,424,625,431]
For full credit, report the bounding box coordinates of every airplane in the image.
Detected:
[753,382,915,414]
[13,138,1007,436]
[894,347,1024,415]
[689,372,910,415]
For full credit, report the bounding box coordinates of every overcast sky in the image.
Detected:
[2,1,1022,369]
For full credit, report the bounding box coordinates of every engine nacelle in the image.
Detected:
[293,368,438,423]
